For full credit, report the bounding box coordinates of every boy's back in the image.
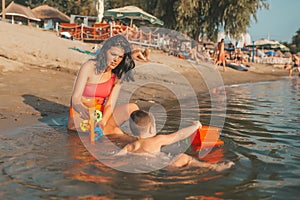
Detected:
[119,122,201,155]
[116,110,234,171]
[117,109,201,155]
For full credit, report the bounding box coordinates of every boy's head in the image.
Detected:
[129,110,156,138]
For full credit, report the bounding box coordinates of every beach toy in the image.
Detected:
[80,119,103,141]
[80,98,104,143]
[190,126,224,151]
[94,110,102,122]
[80,120,90,132]
[94,127,104,140]
[200,147,225,163]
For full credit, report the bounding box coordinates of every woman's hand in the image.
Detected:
[73,104,89,119]
[97,120,107,131]
[193,121,202,129]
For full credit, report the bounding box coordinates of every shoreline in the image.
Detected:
[0,22,290,130]
[0,63,288,130]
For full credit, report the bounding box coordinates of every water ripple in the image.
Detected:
[1,79,300,199]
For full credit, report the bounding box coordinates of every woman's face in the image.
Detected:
[106,46,125,70]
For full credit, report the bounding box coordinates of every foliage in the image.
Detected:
[1,0,98,16]
[176,0,269,41]
[291,28,300,53]
[1,0,274,43]
[104,0,178,28]
[282,28,300,53]
[144,0,178,29]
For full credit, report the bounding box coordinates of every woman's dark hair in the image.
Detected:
[95,35,135,81]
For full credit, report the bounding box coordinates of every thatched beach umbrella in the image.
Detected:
[254,39,280,49]
[32,5,70,23]
[0,1,40,24]
[275,43,290,52]
[247,39,290,52]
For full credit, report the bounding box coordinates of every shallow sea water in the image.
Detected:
[0,78,299,199]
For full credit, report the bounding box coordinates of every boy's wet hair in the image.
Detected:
[129,110,154,136]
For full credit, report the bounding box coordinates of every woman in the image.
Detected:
[215,39,226,71]
[131,44,149,62]
[68,35,138,135]
[289,54,300,77]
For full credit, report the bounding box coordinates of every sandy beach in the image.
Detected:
[0,21,289,130]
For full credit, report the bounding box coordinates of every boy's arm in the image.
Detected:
[114,145,128,156]
[156,121,202,146]
[114,143,135,156]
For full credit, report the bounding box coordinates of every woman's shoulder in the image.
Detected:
[83,59,96,66]
[81,59,96,71]
[132,49,141,54]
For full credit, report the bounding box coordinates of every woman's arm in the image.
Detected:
[100,80,122,126]
[71,60,93,119]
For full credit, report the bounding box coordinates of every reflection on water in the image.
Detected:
[0,78,299,199]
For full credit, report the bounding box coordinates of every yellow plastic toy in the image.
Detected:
[80,98,103,143]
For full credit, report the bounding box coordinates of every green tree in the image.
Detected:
[2,0,270,43]
[151,0,178,29]
[292,28,300,52]
[176,0,269,41]
[177,0,201,39]
[42,0,97,16]
[104,0,177,28]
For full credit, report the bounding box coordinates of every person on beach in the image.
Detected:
[215,38,226,71]
[131,44,150,62]
[284,54,300,77]
[289,54,300,77]
[127,24,140,41]
[116,110,234,171]
[68,35,139,135]
[190,41,204,63]
[231,48,250,67]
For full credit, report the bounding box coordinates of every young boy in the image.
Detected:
[116,110,234,171]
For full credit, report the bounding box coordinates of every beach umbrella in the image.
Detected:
[254,39,280,49]
[275,44,290,52]
[1,1,40,23]
[227,33,252,48]
[104,6,164,27]
[32,5,70,23]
